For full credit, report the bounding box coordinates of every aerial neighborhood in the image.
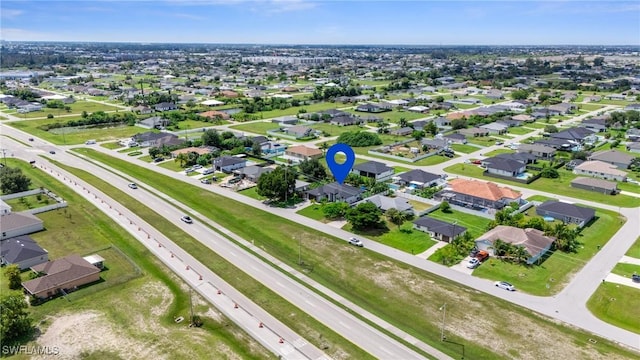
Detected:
[1,40,639,360]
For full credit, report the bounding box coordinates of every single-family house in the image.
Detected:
[271,115,298,125]
[413,217,467,242]
[351,161,395,182]
[480,122,509,135]
[284,125,315,139]
[355,195,413,214]
[579,118,607,132]
[408,105,429,113]
[421,138,449,151]
[305,182,364,204]
[588,150,635,169]
[199,110,231,120]
[535,200,595,228]
[627,128,640,141]
[132,105,154,114]
[391,127,414,136]
[548,103,577,114]
[234,165,273,182]
[626,142,640,154]
[494,152,537,164]
[624,103,640,111]
[443,133,467,144]
[550,127,596,144]
[570,177,619,195]
[213,156,247,173]
[0,209,45,240]
[356,103,386,113]
[482,156,527,178]
[138,116,169,129]
[436,178,522,210]
[516,144,557,159]
[511,114,535,123]
[283,145,323,163]
[458,127,490,137]
[475,226,555,264]
[0,235,48,270]
[133,132,182,147]
[573,160,628,181]
[153,102,178,111]
[329,115,361,126]
[22,254,102,299]
[393,169,443,189]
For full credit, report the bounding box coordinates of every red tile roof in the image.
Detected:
[448,178,521,201]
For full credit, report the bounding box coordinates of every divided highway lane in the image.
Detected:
[0,133,435,360]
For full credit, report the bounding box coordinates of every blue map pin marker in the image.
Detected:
[326,143,355,184]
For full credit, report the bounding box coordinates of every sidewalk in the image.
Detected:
[604,273,640,290]
[619,255,640,265]
[416,241,447,259]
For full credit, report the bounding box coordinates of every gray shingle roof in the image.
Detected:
[413,217,467,238]
[536,200,596,222]
[1,235,47,264]
[353,161,393,175]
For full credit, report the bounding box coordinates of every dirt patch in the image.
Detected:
[35,311,166,360]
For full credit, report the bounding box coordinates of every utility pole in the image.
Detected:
[298,237,302,266]
[1,149,7,166]
[439,303,446,341]
[189,288,195,326]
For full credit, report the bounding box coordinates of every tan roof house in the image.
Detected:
[284,145,323,163]
[476,225,556,264]
[22,254,101,299]
[573,160,628,181]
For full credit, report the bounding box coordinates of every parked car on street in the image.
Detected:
[348,237,364,247]
[467,258,480,269]
[495,281,515,291]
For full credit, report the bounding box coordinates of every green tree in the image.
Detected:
[440,200,451,213]
[385,208,407,229]
[299,158,327,181]
[256,166,296,201]
[251,142,262,156]
[4,265,22,290]
[398,117,409,128]
[544,125,558,133]
[540,166,559,179]
[201,129,222,148]
[148,147,161,159]
[0,167,31,194]
[425,121,438,136]
[510,89,529,100]
[345,202,383,230]
[319,142,329,154]
[322,202,349,220]
[0,294,32,343]
[174,153,189,168]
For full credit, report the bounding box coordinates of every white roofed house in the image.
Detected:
[573,160,628,182]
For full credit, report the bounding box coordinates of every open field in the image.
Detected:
[2,159,273,360]
[344,220,437,254]
[229,121,282,135]
[8,119,146,145]
[10,101,122,119]
[473,207,625,295]
[444,163,640,207]
[449,143,480,154]
[73,148,640,360]
[507,126,535,135]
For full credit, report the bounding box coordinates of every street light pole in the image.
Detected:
[297,237,302,266]
[439,303,446,341]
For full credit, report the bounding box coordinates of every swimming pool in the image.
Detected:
[516,172,533,180]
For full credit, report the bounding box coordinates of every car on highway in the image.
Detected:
[180,215,193,224]
[49,150,56,154]
[466,258,480,269]
[28,138,34,141]
[128,183,138,189]
[348,237,364,247]
[495,281,515,291]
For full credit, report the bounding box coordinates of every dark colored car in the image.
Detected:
[153,157,164,163]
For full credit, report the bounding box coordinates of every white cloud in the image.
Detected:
[1,9,23,19]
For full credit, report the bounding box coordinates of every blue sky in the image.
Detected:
[1,1,639,45]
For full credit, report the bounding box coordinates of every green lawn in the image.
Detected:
[229,121,282,135]
[611,263,640,277]
[587,282,640,334]
[450,143,480,154]
[444,163,640,208]
[253,102,346,119]
[158,159,186,172]
[426,208,491,238]
[343,220,437,255]
[344,109,426,123]
[296,204,331,222]
[3,194,52,212]
[466,136,502,147]
[576,103,605,111]
[71,149,640,360]
[626,237,640,259]
[8,119,146,145]
[2,159,272,359]
[526,195,555,203]
[413,154,457,166]
[483,148,514,157]
[238,186,265,200]
[100,141,124,150]
[525,122,548,129]
[474,207,625,295]
[507,127,535,135]
[310,123,364,137]
[11,100,121,119]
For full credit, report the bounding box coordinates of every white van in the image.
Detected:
[85,140,96,145]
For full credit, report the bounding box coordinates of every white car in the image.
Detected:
[128,183,138,189]
[495,281,516,291]
[180,215,193,224]
[466,258,480,269]
[348,237,364,247]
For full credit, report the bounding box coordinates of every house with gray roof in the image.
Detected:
[1,235,48,270]
[213,156,247,173]
[284,125,316,139]
[626,142,640,154]
[535,200,595,228]
[0,211,44,240]
[394,169,443,189]
[517,144,557,159]
[443,133,467,144]
[305,182,364,204]
[570,177,619,195]
[482,157,526,178]
[138,116,169,129]
[234,165,273,182]
[355,195,413,214]
[413,217,467,242]
[22,254,101,299]
[579,118,608,132]
[550,127,596,144]
[480,122,509,135]
[352,161,395,182]
[588,150,636,169]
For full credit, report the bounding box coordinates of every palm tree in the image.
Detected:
[514,246,530,264]
[174,153,188,168]
[319,142,329,155]
[385,208,407,229]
